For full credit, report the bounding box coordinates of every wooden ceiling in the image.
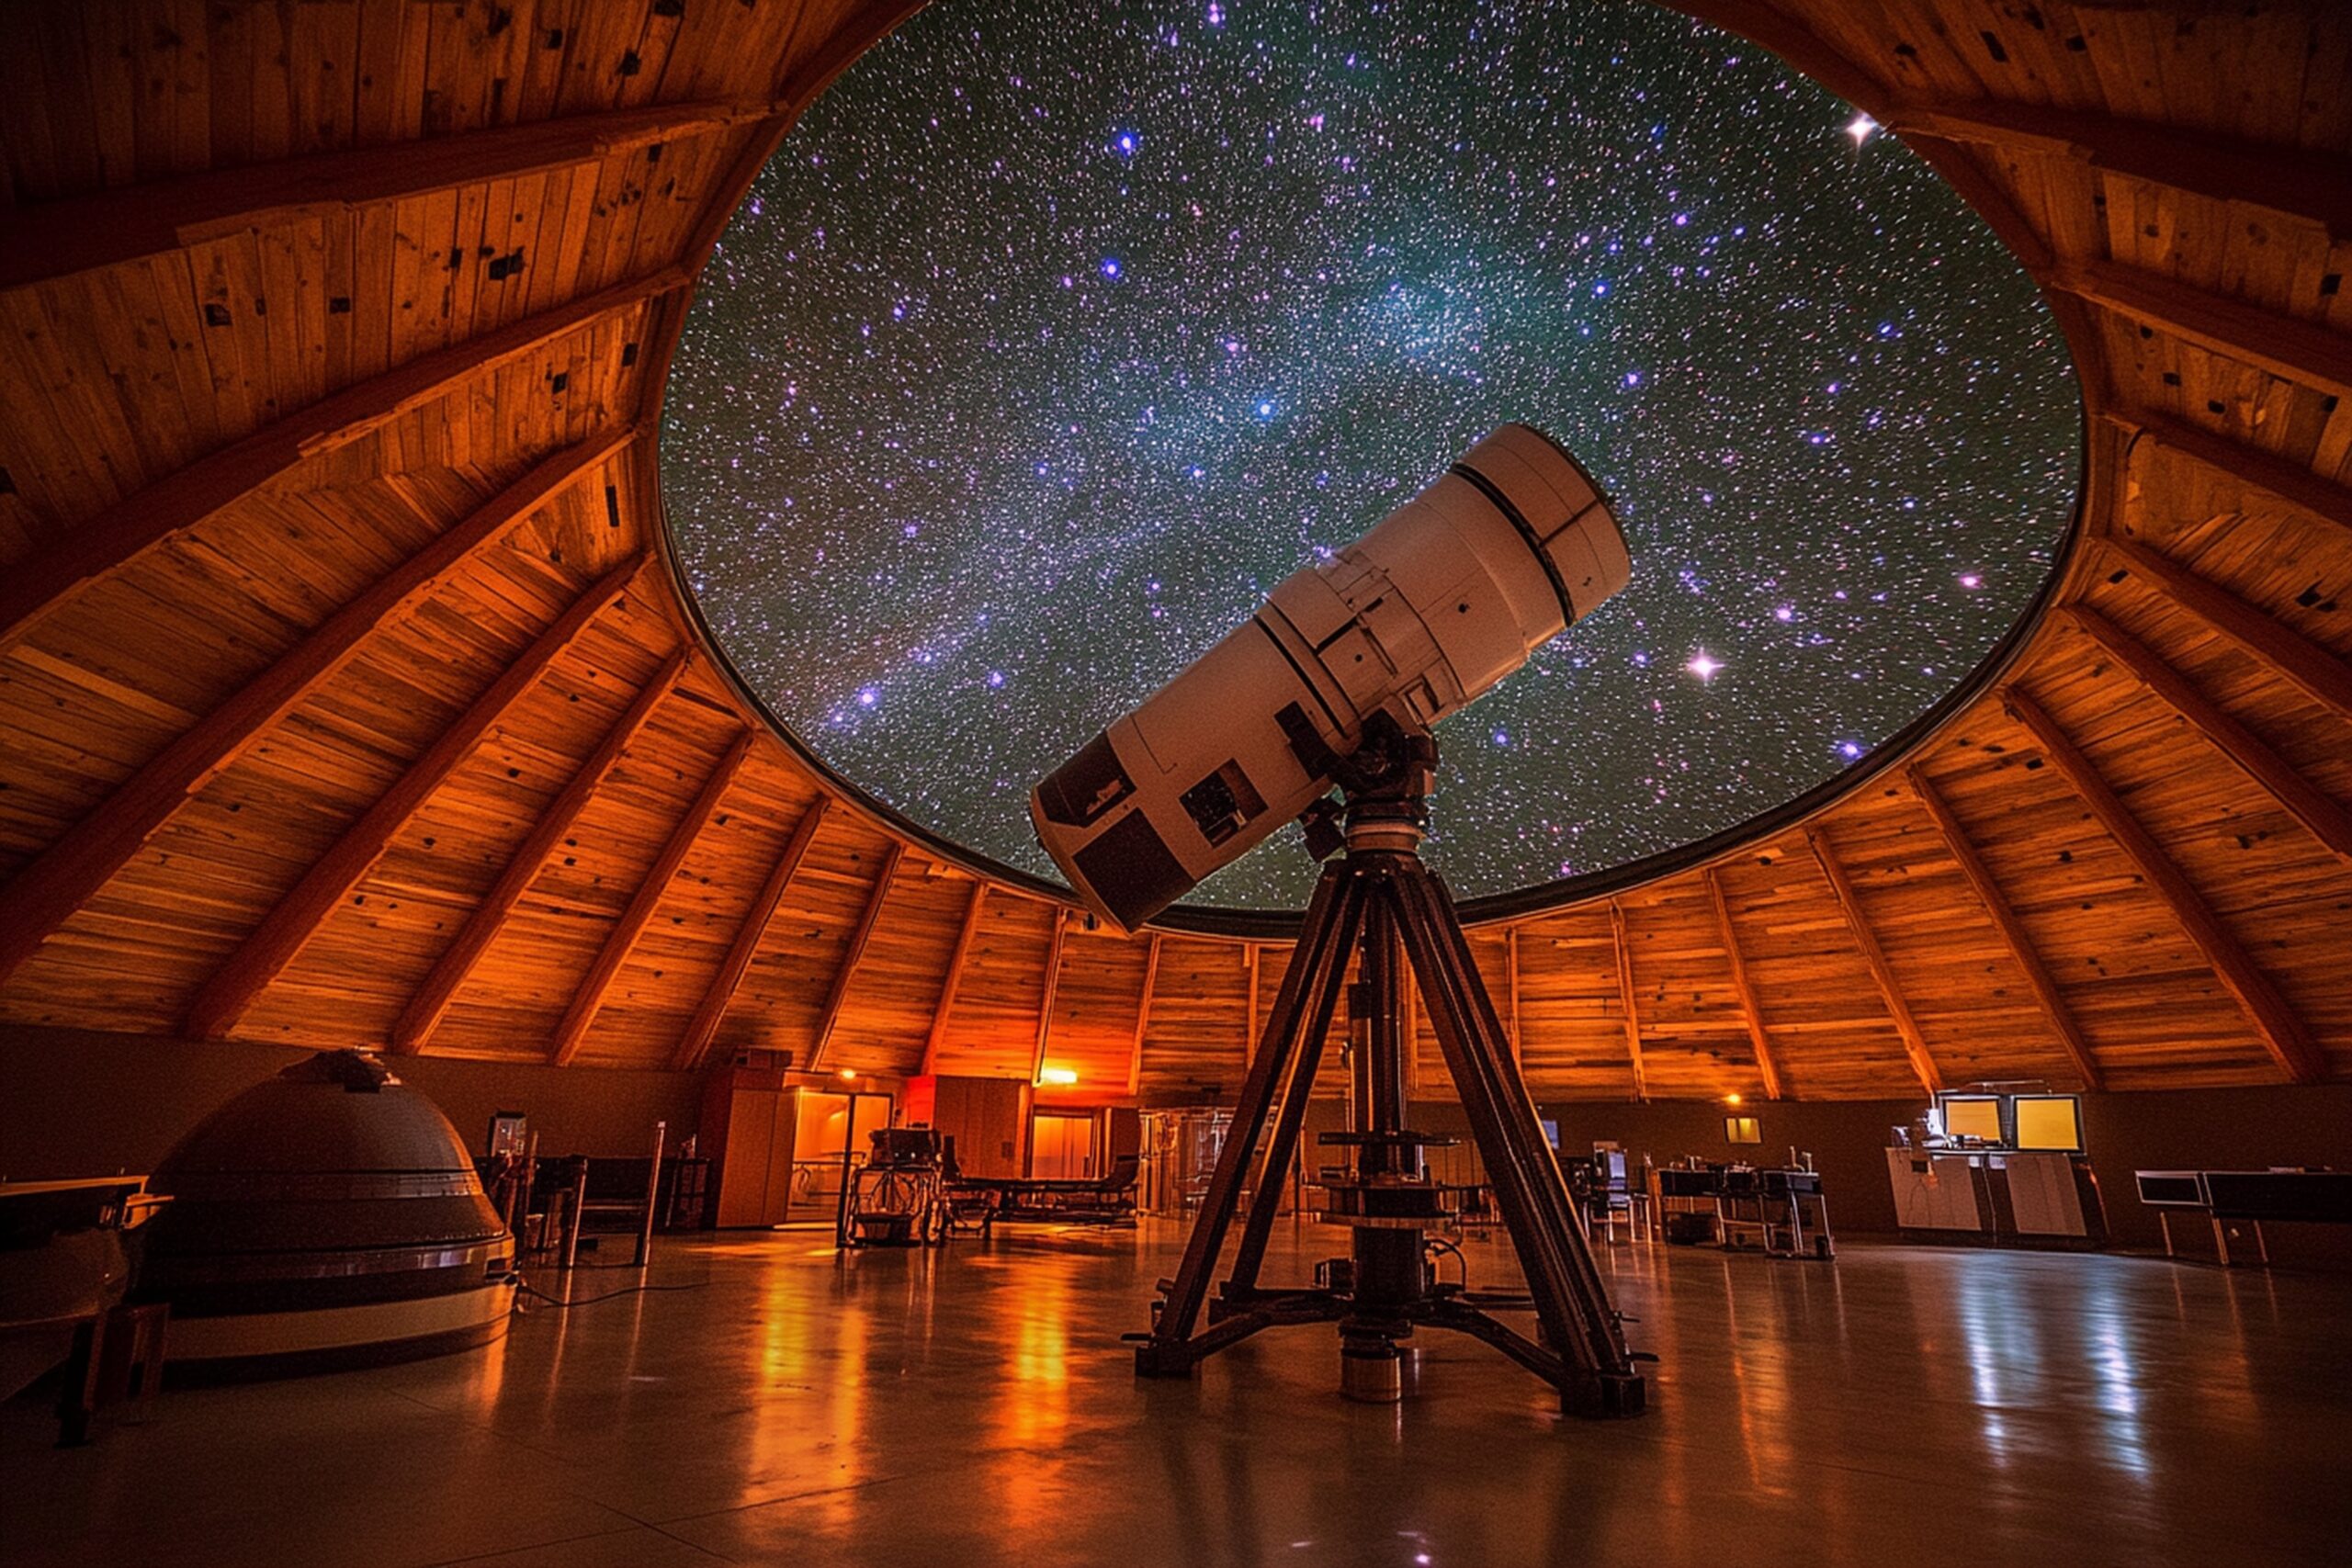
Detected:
[1,1,2345,1103]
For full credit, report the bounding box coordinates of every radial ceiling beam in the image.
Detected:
[1884,99,2352,243]
[2004,688,2325,1085]
[1905,766,2106,1092]
[0,428,637,989]
[0,99,776,292]
[1608,900,1649,1101]
[392,645,689,1053]
[2064,605,2352,867]
[1030,910,1073,1086]
[917,881,989,1076]
[1503,930,1523,1066]
[1126,932,1164,1097]
[549,729,757,1067]
[2099,536,2352,724]
[0,264,686,652]
[1242,942,1263,1062]
[669,796,831,1072]
[1702,868,1783,1101]
[2052,259,2352,403]
[2108,409,2352,542]
[805,842,908,1073]
[186,555,651,1041]
[1805,828,1944,1095]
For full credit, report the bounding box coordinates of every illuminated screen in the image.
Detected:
[1942,1098,2003,1142]
[2014,1096,2084,1153]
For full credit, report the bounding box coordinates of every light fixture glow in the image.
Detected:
[1724,1092,1743,1106]
[837,1067,859,1081]
[1038,1066,1080,1086]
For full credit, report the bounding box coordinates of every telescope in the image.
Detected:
[1031,423,1630,931]
[1029,425,1649,1419]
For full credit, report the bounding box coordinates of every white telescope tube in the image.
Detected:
[1032,423,1630,931]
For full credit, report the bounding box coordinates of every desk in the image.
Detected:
[1886,1149,2106,1247]
[1657,1167,1834,1259]
[2135,1169,2352,1267]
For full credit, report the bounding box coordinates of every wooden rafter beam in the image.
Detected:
[392,645,689,1053]
[0,264,686,652]
[1243,943,1262,1062]
[1608,900,1648,1101]
[1884,99,2352,243]
[668,796,831,1073]
[1503,930,1522,1066]
[1905,767,2106,1092]
[1804,828,1944,1095]
[1126,932,1164,1097]
[1030,911,1073,1086]
[2099,536,2352,724]
[0,99,779,293]
[187,555,651,1041]
[548,730,757,1067]
[2003,688,2325,1085]
[1702,868,1783,1101]
[2109,409,2352,542]
[2064,605,2352,867]
[917,881,989,1076]
[0,428,638,988]
[804,842,908,1073]
[2052,259,2352,402]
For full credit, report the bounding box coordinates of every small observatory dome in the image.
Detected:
[140,1050,514,1376]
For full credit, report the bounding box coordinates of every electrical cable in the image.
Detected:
[511,1272,712,1310]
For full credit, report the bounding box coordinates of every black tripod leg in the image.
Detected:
[1385,865,1645,1417]
[1138,861,1363,1374]
[1226,905,1357,1294]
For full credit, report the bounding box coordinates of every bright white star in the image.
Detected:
[1686,650,1723,682]
[1845,112,1878,146]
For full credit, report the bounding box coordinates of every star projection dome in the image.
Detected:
[661,0,2081,914]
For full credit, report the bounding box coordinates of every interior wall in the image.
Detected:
[0,1025,701,1180]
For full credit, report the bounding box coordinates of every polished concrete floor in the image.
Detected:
[5,1222,2348,1566]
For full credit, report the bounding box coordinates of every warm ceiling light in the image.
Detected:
[1038,1066,1080,1087]
[1724,1092,1743,1106]
[837,1068,858,1081]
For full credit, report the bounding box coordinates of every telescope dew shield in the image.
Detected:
[1032,423,1630,931]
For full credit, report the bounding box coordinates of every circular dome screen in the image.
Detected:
[662,0,2080,912]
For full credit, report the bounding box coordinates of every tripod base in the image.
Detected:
[1129,790,1648,1420]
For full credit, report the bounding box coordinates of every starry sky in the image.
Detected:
[662,0,2079,912]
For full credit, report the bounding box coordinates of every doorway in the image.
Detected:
[787,1089,893,1224]
[1029,1111,1097,1180]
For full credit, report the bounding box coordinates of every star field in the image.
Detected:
[662,0,2079,911]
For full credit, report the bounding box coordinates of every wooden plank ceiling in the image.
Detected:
[0,0,2345,1101]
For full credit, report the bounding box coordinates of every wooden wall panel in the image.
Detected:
[821,863,983,1077]
[1138,936,1250,1100]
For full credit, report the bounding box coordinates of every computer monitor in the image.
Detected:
[2012,1094,2085,1154]
[1939,1095,2004,1144]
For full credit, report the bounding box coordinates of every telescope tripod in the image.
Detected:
[1131,733,1647,1417]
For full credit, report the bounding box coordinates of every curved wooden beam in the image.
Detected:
[1702,867,1783,1100]
[549,728,756,1067]
[1608,900,1648,1101]
[0,265,685,652]
[1030,910,1072,1086]
[2100,536,2352,724]
[1126,932,1164,1097]
[1905,766,2105,1091]
[2053,260,2352,402]
[2004,687,2325,1085]
[0,99,778,293]
[669,795,831,1072]
[2110,409,2352,541]
[0,428,638,989]
[392,645,690,1053]
[1885,99,2352,243]
[805,841,907,1072]
[2064,605,2352,867]
[918,881,990,1076]
[187,554,653,1041]
[1805,828,1944,1094]
[1503,930,1522,1066]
